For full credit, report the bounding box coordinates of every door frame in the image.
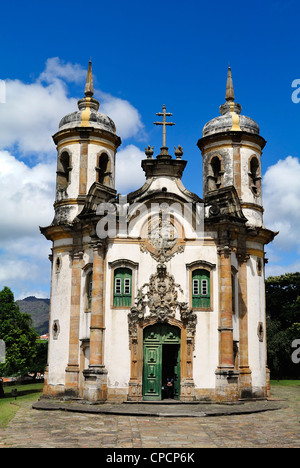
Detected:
[142,323,181,401]
[128,316,196,402]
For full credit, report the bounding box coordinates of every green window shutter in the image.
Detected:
[192,269,210,308]
[113,267,132,307]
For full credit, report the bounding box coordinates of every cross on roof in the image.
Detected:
[153,105,175,148]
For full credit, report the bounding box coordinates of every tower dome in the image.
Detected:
[58,61,117,134]
[202,67,260,137]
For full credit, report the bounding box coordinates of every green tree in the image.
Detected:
[29,340,48,379]
[0,287,39,396]
[266,273,300,379]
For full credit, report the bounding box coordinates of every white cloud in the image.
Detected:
[0,78,77,154]
[0,58,146,298]
[0,250,51,300]
[0,150,55,241]
[100,91,145,140]
[263,156,300,253]
[0,58,145,156]
[263,155,300,276]
[0,150,54,297]
[115,144,146,194]
[39,57,87,84]
[265,260,300,278]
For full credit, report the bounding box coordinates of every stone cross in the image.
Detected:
[153,105,175,148]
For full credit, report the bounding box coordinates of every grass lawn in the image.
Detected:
[270,380,300,387]
[0,383,43,428]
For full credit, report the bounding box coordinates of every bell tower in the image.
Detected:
[41,62,121,398]
[198,67,266,228]
[52,61,121,225]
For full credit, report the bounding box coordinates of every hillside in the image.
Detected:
[17,296,50,335]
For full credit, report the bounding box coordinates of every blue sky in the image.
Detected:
[0,0,300,298]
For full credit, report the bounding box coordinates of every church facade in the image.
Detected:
[41,63,276,403]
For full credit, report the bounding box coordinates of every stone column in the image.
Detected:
[128,322,143,401]
[238,255,252,398]
[233,142,242,198]
[180,309,197,401]
[65,249,83,396]
[215,246,238,401]
[79,140,88,196]
[83,240,108,402]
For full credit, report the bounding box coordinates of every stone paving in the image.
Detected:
[0,386,299,448]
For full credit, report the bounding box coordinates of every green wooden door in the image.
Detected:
[143,324,181,401]
[143,345,162,400]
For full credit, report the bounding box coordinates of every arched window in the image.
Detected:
[96,153,109,184]
[249,156,261,195]
[192,269,210,308]
[207,155,223,191]
[113,267,132,307]
[57,151,71,190]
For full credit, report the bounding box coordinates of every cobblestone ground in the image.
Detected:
[0,386,299,448]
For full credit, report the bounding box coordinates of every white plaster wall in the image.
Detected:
[247,255,267,390]
[105,309,131,388]
[47,250,72,386]
[193,310,218,389]
[242,208,264,227]
[189,247,219,389]
[103,240,220,391]
[104,245,141,388]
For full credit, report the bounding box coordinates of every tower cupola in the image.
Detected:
[202,67,260,137]
[198,67,266,228]
[52,61,121,225]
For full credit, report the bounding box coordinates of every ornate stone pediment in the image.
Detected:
[128,262,197,340]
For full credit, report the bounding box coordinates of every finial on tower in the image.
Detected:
[225,66,235,102]
[84,60,94,97]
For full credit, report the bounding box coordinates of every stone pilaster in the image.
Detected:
[79,140,88,196]
[83,240,107,402]
[128,324,143,401]
[215,246,239,402]
[180,327,196,401]
[65,249,83,396]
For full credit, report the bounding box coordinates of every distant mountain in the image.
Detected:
[17,296,50,335]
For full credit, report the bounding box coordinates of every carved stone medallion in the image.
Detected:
[140,211,184,262]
